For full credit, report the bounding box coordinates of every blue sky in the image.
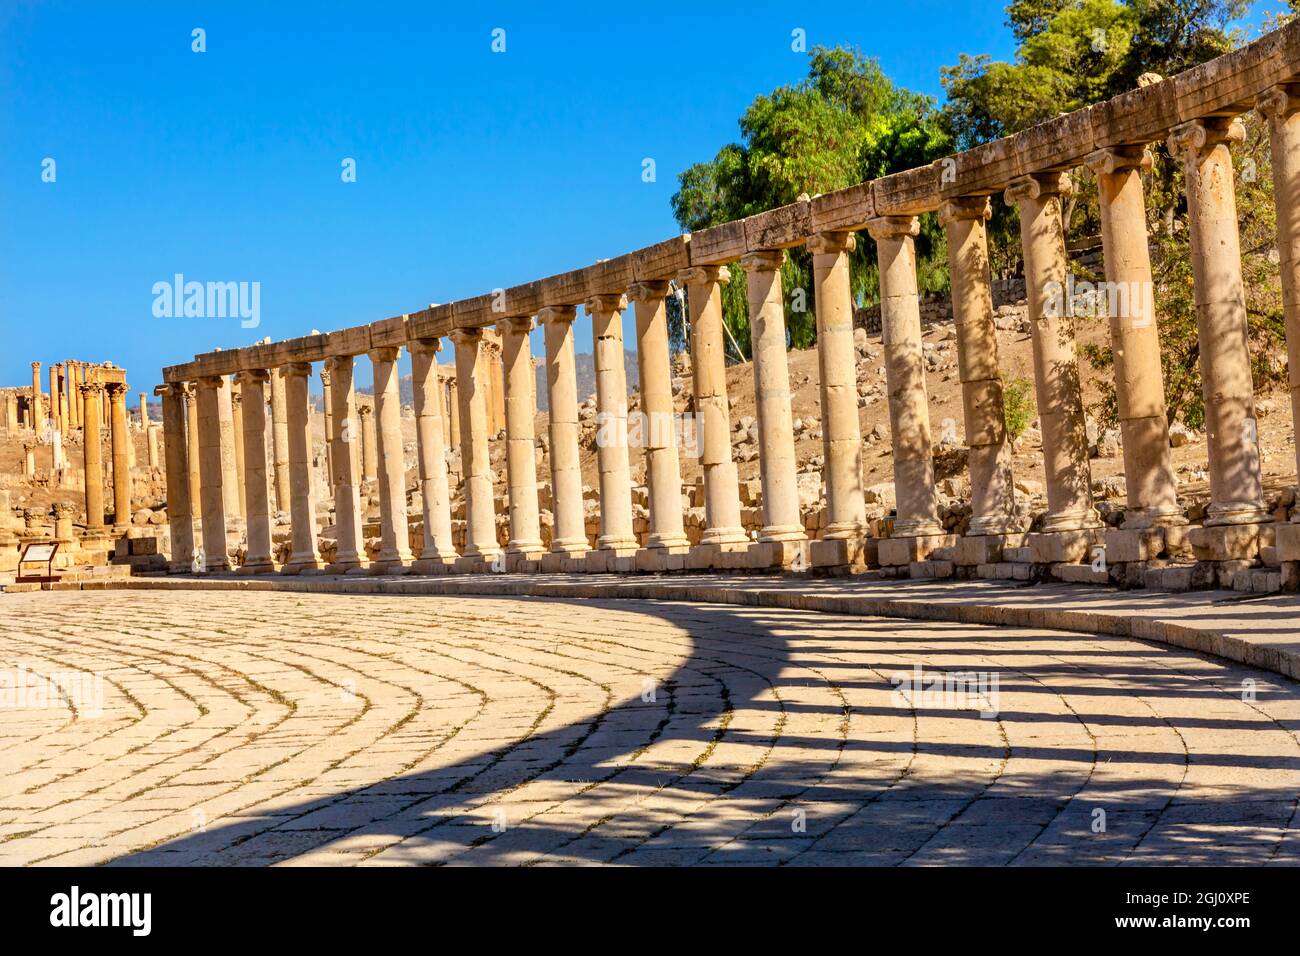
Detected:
[0,0,1287,393]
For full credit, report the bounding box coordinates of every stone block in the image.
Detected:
[955,533,1026,567]
[409,556,455,575]
[809,536,870,571]
[878,534,957,567]
[746,539,810,571]
[1216,559,1257,590]
[1055,563,1109,585]
[1146,565,1194,592]
[540,551,587,573]
[504,552,543,574]
[1261,545,1280,568]
[1276,522,1300,562]
[634,546,690,573]
[1189,524,1262,561]
[908,559,955,580]
[1103,527,1165,564]
[1027,529,1103,565]
[1282,561,1300,592]
[1003,547,1034,564]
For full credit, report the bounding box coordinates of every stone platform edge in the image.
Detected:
[66,573,1300,684]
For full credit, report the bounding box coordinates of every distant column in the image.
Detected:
[359,403,378,483]
[586,293,637,551]
[194,376,231,571]
[235,369,275,573]
[230,384,247,520]
[269,367,291,511]
[183,383,202,515]
[216,375,242,524]
[30,363,42,432]
[323,355,366,572]
[452,329,501,561]
[48,365,60,436]
[157,383,194,571]
[320,366,335,494]
[106,382,131,530]
[368,346,413,572]
[147,423,161,468]
[80,382,105,534]
[281,362,322,573]
[409,339,456,570]
[498,317,544,558]
[138,391,148,429]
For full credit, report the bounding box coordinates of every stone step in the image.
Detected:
[908,559,955,580]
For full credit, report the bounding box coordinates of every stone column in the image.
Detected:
[23,441,36,478]
[48,366,60,435]
[451,329,500,562]
[585,293,637,556]
[680,266,747,551]
[184,383,202,515]
[235,370,275,572]
[147,423,160,468]
[540,307,588,565]
[367,346,412,572]
[58,371,69,438]
[498,317,544,561]
[323,354,366,572]
[230,384,247,520]
[157,384,194,571]
[446,379,461,450]
[630,281,690,558]
[866,218,944,539]
[409,339,456,571]
[1259,86,1300,515]
[194,377,231,571]
[106,383,131,530]
[66,363,78,428]
[138,391,148,428]
[359,403,378,482]
[216,375,242,525]
[4,393,17,431]
[742,251,807,558]
[30,363,43,432]
[1005,174,1102,535]
[1086,146,1184,529]
[269,367,291,511]
[809,231,867,551]
[940,197,1019,537]
[1168,118,1269,530]
[281,363,321,573]
[319,367,335,492]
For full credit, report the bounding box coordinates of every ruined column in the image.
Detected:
[30,362,43,432]
[446,379,461,450]
[281,362,321,573]
[183,383,202,516]
[269,367,291,511]
[216,374,242,525]
[367,346,413,572]
[1168,118,1269,533]
[230,384,247,519]
[630,281,690,558]
[1005,174,1102,541]
[157,383,194,571]
[499,317,544,562]
[586,293,637,556]
[319,366,335,495]
[147,423,160,469]
[23,441,36,478]
[809,231,867,565]
[359,403,378,483]
[66,363,79,428]
[742,250,807,561]
[138,391,148,429]
[451,328,500,562]
[680,266,747,552]
[194,376,231,571]
[4,393,18,432]
[540,306,589,562]
[58,370,69,438]
[1258,85,1300,527]
[866,217,945,545]
[235,369,274,572]
[106,383,131,530]
[323,354,366,572]
[409,339,456,572]
[48,365,60,436]
[940,197,1019,540]
[1086,146,1184,530]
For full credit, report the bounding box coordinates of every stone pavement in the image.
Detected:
[2,584,1299,866]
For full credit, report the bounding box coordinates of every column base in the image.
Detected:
[1039,509,1104,533]
[409,556,456,575]
[954,532,1027,567]
[686,541,750,571]
[879,534,957,567]
[280,556,323,575]
[596,535,639,551]
[504,550,545,573]
[1027,529,1104,564]
[236,559,277,575]
[891,518,945,538]
[644,533,690,550]
[369,558,412,575]
[758,525,807,544]
[540,550,589,573]
[1188,523,1265,561]
[746,538,810,571]
[325,557,367,574]
[1103,526,1193,564]
[587,547,640,574]
[698,528,748,547]
[809,535,874,572]
[966,514,1026,537]
[1121,505,1188,531]
[1204,502,1271,527]
[634,544,692,573]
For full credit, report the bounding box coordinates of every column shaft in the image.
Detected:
[80,384,105,534]
[158,384,194,570]
[194,377,231,570]
[325,355,366,570]
[541,307,588,554]
[499,318,544,554]
[410,339,456,564]
[217,376,241,524]
[281,363,321,571]
[107,384,131,529]
[235,370,274,571]
[587,294,637,549]
[269,368,291,511]
[452,329,500,559]
[369,347,413,569]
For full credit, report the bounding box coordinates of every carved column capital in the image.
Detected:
[739,249,785,272]
[1084,144,1153,176]
[627,280,670,303]
[496,316,533,337]
[448,328,483,348]
[1256,84,1300,124]
[676,265,730,287]
[865,215,920,241]
[406,337,443,357]
[537,305,577,326]
[806,231,856,256]
[583,293,627,314]
[235,368,269,388]
[1167,117,1245,162]
[280,362,313,380]
[1004,172,1073,206]
[367,345,402,364]
[938,196,993,226]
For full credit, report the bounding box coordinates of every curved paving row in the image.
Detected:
[0,590,1297,866]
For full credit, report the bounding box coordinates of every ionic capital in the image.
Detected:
[496,316,533,337]
[449,328,483,349]
[1255,84,1300,125]
[538,305,578,326]
[280,362,313,380]
[676,265,730,287]
[357,403,373,418]
[325,353,358,372]
[1004,172,1073,206]
[1084,144,1153,177]
[31,362,40,370]
[627,280,671,303]
[806,231,856,256]
[319,367,331,387]
[235,368,270,388]
[1166,117,1245,162]
[367,345,402,364]
[739,249,784,272]
[583,293,627,314]
[865,215,920,242]
[407,337,443,357]
[937,196,992,227]
[78,382,103,397]
[154,383,182,399]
